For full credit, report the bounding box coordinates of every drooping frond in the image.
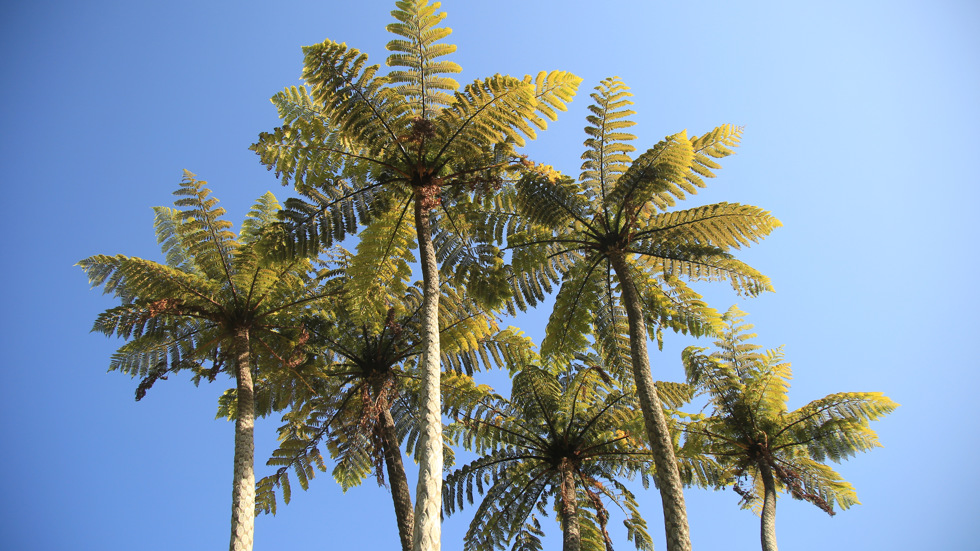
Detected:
[272,179,383,258]
[777,392,898,463]
[385,0,461,117]
[539,255,605,366]
[345,197,418,324]
[631,240,773,297]
[778,457,860,513]
[626,259,721,339]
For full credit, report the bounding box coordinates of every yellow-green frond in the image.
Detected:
[607,131,693,212]
[438,75,537,152]
[301,40,410,157]
[523,70,582,131]
[685,124,743,190]
[580,77,637,200]
[385,0,461,115]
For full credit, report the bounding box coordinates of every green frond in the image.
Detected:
[241,191,282,244]
[580,77,637,201]
[345,196,418,325]
[631,240,773,296]
[627,260,720,338]
[515,173,589,229]
[270,180,384,258]
[778,392,898,462]
[540,256,604,365]
[590,296,633,381]
[743,347,792,416]
[642,202,782,251]
[508,517,545,551]
[385,0,461,116]
[153,207,196,272]
[438,74,537,151]
[169,171,240,283]
[655,381,695,410]
[607,131,694,213]
[301,40,409,157]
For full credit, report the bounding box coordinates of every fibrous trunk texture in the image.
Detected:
[229,329,255,551]
[559,458,581,551]
[609,255,692,551]
[411,198,443,551]
[380,406,414,551]
[758,460,779,551]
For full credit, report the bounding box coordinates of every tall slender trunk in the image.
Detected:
[608,255,692,551]
[380,405,414,551]
[758,460,778,551]
[559,458,581,551]
[412,197,443,551]
[230,328,255,551]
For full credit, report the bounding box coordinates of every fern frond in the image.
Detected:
[686,124,742,190]
[523,70,582,131]
[640,202,782,251]
[170,171,240,284]
[437,74,537,157]
[607,131,694,213]
[345,196,418,325]
[301,40,409,158]
[240,191,282,244]
[539,255,604,366]
[385,0,461,116]
[777,392,898,462]
[515,173,590,229]
[580,77,637,202]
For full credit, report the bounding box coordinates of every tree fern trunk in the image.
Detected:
[230,329,255,551]
[758,460,778,551]
[559,459,581,551]
[412,197,443,551]
[609,255,692,551]
[381,406,414,551]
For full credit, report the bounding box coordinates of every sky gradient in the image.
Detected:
[1,1,977,549]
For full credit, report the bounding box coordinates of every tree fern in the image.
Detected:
[681,306,898,551]
[255,257,534,551]
[80,172,334,551]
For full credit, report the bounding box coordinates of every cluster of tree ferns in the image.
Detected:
[79,2,897,551]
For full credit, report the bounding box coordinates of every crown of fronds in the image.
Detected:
[80,171,332,401]
[508,78,779,375]
[250,0,580,269]
[445,364,655,551]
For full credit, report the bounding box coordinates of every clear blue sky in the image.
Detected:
[1,1,977,549]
